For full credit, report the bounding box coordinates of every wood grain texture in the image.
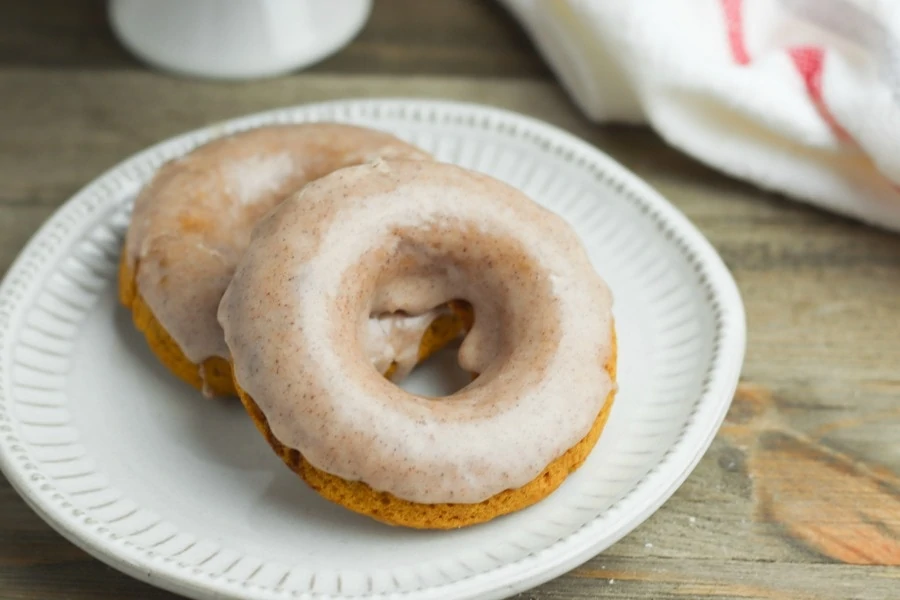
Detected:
[2,1,900,599]
[2,0,550,77]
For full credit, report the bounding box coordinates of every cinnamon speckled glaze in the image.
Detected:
[219,159,616,504]
[123,123,436,383]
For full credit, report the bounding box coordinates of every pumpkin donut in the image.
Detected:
[219,160,617,528]
[119,124,467,396]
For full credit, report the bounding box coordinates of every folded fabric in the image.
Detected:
[501,0,900,230]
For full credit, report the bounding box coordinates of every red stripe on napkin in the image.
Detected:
[721,0,751,65]
[789,46,900,192]
[788,46,851,142]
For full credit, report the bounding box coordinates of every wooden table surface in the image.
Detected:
[2,2,899,599]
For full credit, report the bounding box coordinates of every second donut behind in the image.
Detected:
[120,123,468,396]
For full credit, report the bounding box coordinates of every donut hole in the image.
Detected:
[369,300,475,395]
[346,221,562,405]
[396,337,472,397]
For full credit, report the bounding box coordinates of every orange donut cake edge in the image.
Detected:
[235,330,616,529]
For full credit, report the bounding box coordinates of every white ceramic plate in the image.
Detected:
[0,99,745,600]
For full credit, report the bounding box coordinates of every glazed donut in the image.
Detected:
[219,159,617,528]
[119,124,467,396]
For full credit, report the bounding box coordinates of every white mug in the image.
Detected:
[108,0,372,80]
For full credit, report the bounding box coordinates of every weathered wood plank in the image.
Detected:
[0,72,583,208]
[0,204,56,274]
[558,559,900,600]
[1,0,548,78]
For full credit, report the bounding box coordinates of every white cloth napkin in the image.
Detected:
[501,0,900,230]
